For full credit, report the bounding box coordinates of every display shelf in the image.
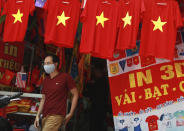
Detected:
[9,112,36,116]
[0,91,42,98]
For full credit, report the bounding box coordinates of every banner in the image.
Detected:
[0,41,24,82]
[107,42,184,131]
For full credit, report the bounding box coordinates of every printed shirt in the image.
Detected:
[146,115,159,131]
[2,0,35,42]
[44,0,80,48]
[116,0,145,50]
[140,0,183,60]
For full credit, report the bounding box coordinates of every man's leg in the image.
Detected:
[42,115,64,131]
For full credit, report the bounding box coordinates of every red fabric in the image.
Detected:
[31,66,40,85]
[2,0,35,42]
[0,41,25,75]
[79,0,99,54]
[140,0,183,60]
[146,115,159,131]
[42,73,76,117]
[44,0,80,48]
[116,0,145,50]
[80,0,120,59]
[108,50,126,61]
[36,7,47,37]
[56,48,65,70]
[0,108,6,118]
[140,56,156,67]
[0,70,15,85]
[23,85,34,93]
[36,74,45,87]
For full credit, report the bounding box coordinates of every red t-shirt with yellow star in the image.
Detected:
[44,0,80,48]
[2,0,35,42]
[140,0,183,60]
[116,0,145,50]
[80,0,120,59]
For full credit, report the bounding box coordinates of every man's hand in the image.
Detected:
[34,116,40,128]
[64,113,73,125]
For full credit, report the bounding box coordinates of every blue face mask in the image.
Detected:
[44,64,55,74]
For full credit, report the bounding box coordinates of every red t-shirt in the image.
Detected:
[140,0,183,60]
[80,0,99,54]
[146,115,159,131]
[2,0,35,42]
[80,0,120,59]
[42,73,76,117]
[116,0,145,50]
[44,0,80,48]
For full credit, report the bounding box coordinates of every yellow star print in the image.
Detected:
[57,11,70,26]
[151,16,167,32]
[12,9,23,24]
[122,12,132,28]
[96,12,109,28]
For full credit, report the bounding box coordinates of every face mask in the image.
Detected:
[44,64,55,74]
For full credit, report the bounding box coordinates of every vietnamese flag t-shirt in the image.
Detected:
[80,0,120,59]
[44,0,80,48]
[140,0,183,60]
[116,0,145,50]
[2,0,35,42]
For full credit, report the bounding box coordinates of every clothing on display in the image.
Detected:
[140,0,183,60]
[116,0,145,50]
[80,0,120,59]
[44,0,80,48]
[2,0,35,42]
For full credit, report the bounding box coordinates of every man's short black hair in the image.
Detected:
[45,54,60,65]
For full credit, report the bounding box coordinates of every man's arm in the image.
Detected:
[34,94,45,128]
[65,88,79,125]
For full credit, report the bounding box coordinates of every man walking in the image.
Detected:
[34,54,79,131]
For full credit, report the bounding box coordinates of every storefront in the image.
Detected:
[0,0,184,131]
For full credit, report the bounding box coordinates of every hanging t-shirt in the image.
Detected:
[146,115,159,131]
[80,0,120,59]
[140,0,183,60]
[80,0,99,54]
[116,0,145,50]
[2,0,35,42]
[44,0,80,48]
